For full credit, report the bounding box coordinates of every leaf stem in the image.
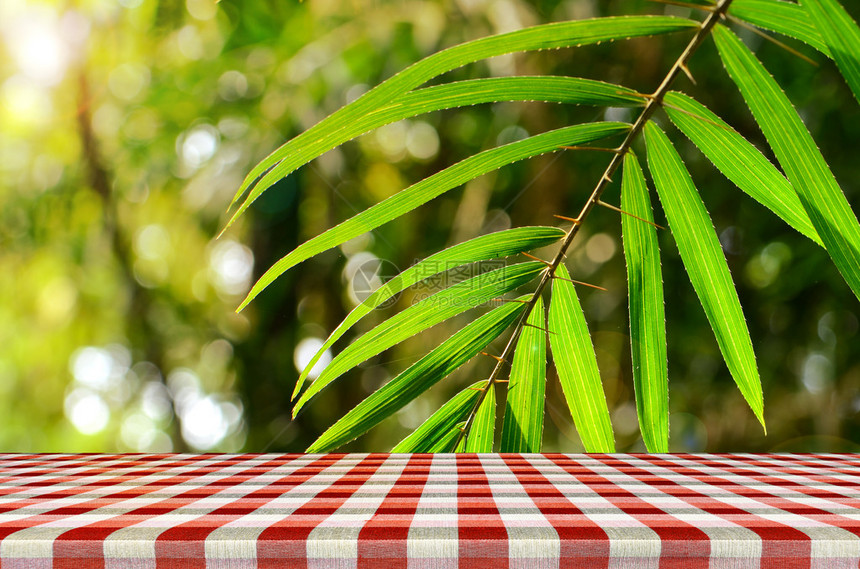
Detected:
[454,0,734,451]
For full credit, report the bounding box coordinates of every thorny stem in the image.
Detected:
[455,0,734,451]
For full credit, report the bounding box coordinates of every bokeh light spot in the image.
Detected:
[293,337,332,381]
[65,389,110,435]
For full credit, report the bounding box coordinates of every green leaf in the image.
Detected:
[729,0,831,56]
[620,153,668,453]
[241,79,642,241]
[294,262,544,415]
[714,25,860,304]
[239,122,628,311]
[644,122,765,429]
[663,91,821,246]
[431,423,468,453]
[252,78,642,232]
[803,0,860,104]
[389,77,644,113]
[548,263,615,452]
[500,296,547,453]
[391,385,480,453]
[306,300,526,453]
[226,16,698,224]
[294,226,565,400]
[464,383,495,453]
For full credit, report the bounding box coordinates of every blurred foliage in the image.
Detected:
[0,0,858,453]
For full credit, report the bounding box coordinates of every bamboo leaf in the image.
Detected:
[714,25,860,303]
[226,16,698,224]
[620,153,668,453]
[430,423,467,453]
[548,263,615,452]
[247,78,643,230]
[242,79,643,229]
[294,226,564,400]
[294,262,544,415]
[464,383,496,453]
[306,300,526,453]
[500,296,547,453]
[663,91,821,246]
[802,0,860,104]
[387,77,645,114]
[391,385,480,453]
[644,122,765,429]
[239,122,628,311]
[729,0,831,56]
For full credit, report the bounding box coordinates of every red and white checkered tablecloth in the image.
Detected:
[1,454,859,568]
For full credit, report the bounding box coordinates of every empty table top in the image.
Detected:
[1,453,859,568]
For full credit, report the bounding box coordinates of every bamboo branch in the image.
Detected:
[454,0,735,452]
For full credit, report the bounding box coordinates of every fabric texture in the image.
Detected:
[0,453,859,568]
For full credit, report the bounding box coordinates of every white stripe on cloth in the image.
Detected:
[202,454,325,566]
[306,454,409,569]
[536,455,663,569]
[642,453,860,563]
[478,454,560,569]
[587,455,765,568]
[406,453,458,569]
[212,454,374,567]
[0,454,167,507]
[102,454,282,568]
[0,454,216,563]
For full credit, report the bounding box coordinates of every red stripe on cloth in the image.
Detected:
[456,454,508,569]
[256,454,391,568]
[0,455,188,546]
[698,454,860,509]
[151,455,319,569]
[600,455,816,568]
[643,454,860,515]
[548,454,713,568]
[356,454,432,569]
[48,454,326,569]
[501,454,611,568]
[636,454,860,556]
[49,455,281,569]
[0,454,170,500]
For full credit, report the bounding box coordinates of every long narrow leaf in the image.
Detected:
[500,296,547,453]
[621,153,668,453]
[387,77,644,115]
[239,122,628,311]
[253,78,643,231]
[294,226,564,399]
[464,383,496,453]
[294,262,544,415]
[729,0,831,56]
[306,301,526,453]
[644,122,765,429]
[391,384,481,453]
[548,263,615,452]
[715,25,860,303]
[802,0,860,103]
[663,91,821,245]
[430,423,467,453]
[247,79,642,237]
[227,16,698,224]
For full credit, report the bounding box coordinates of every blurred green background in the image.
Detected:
[1,0,858,454]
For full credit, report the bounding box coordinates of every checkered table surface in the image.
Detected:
[1,453,859,568]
